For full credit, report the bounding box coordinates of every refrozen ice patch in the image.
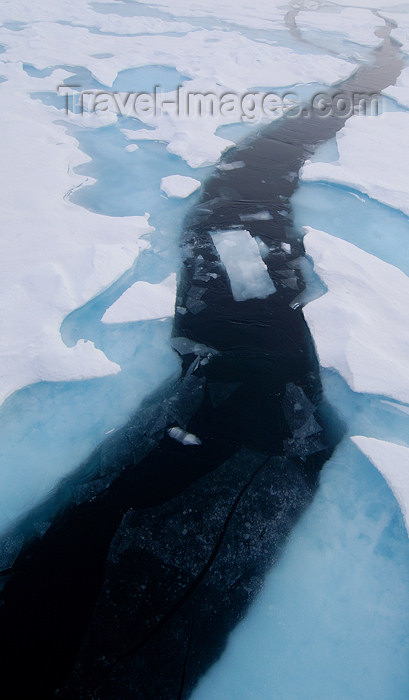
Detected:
[300,113,409,217]
[211,229,276,302]
[303,227,409,405]
[296,7,384,48]
[102,274,177,323]
[352,436,409,536]
[160,175,201,198]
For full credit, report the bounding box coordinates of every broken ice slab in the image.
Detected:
[185,285,208,315]
[211,229,276,302]
[170,337,218,358]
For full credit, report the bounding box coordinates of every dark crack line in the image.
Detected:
[177,614,194,700]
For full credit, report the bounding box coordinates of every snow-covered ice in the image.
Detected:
[303,227,409,404]
[300,113,409,216]
[383,66,409,109]
[352,436,409,536]
[0,63,152,407]
[160,175,201,198]
[102,274,177,323]
[211,229,276,301]
[296,7,384,47]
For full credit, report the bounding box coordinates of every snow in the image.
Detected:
[211,229,276,301]
[352,436,409,536]
[300,113,409,217]
[0,0,195,34]
[160,175,201,198]
[296,8,384,48]
[0,62,152,407]
[303,227,409,405]
[102,274,177,324]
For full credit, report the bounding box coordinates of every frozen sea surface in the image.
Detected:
[1,0,409,698]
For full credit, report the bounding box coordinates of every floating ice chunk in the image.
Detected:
[168,426,202,446]
[240,211,273,222]
[125,144,139,152]
[211,229,276,302]
[185,285,208,315]
[300,113,409,217]
[102,274,177,324]
[160,175,201,198]
[303,227,409,404]
[166,127,234,169]
[352,436,409,536]
[281,242,291,254]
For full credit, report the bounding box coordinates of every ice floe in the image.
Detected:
[352,436,409,536]
[383,66,409,109]
[160,174,201,198]
[378,10,409,55]
[296,7,384,47]
[300,112,409,216]
[303,227,409,404]
[102,274,177,324]
[211,229,276,301]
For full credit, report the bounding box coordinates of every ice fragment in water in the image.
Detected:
[168,427,202,446]
[211,229,276,301]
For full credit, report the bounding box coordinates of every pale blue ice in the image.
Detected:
[190,439,409,700]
